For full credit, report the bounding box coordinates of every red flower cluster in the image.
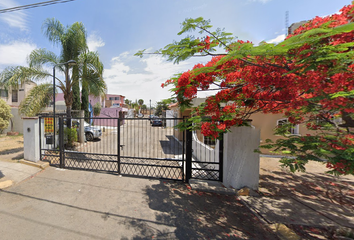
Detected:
[326,160,351,175]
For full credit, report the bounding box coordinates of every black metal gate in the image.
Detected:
[39,115,223,182]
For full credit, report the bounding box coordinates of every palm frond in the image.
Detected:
[0,66,51,89]
[28,48,59,68]
[78,51,106,97]
[42,18,65,46]
[19,83,53,117]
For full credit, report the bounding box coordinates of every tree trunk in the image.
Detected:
[66,105,72,128]
[81,83,89,122]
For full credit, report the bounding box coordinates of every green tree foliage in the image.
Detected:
[0,99,12,134]
[154,100,170,116]
[79,51,105,113]
[93,102,101,117]
[81,83,89,120]
[72,66,81,111]
[124,99,132,108]
[138,99,144,106]
[64,127,77,148]
[137,3,354,175]
[19,84,53,117]
[0,18,106,122]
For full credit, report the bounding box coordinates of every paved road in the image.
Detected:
[0,167,279,240]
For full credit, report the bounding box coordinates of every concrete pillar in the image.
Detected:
[223,126,260,190]
[23,117,40,162]
[79,110,85,143]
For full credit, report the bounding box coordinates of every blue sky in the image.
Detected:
[0,0,351,105]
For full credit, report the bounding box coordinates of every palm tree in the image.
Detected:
[0,18,106,122]
[138,99,144,106]
[29,18,87,120]
[78,51,105,119]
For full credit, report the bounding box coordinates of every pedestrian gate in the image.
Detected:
[39,116,223,182]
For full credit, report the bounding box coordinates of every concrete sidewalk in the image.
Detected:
[0,159,48,189]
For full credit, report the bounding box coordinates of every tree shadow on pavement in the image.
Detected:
[159,135,183,155]
[258,168,354,239]
[0,147,23,155]
[127,180,279,239]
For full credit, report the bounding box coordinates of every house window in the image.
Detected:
[109,97,114,100]
[115,97,120,100]
[0,89,8,98]
[12,90,18,102]
[277,118,299,135]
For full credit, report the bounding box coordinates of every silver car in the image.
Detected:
[84,122,102,141]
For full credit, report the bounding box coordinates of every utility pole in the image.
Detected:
[150,99,151,117]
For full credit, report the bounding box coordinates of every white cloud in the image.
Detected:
[87,33,105,52]
[0,0,28,31]
[248,0,272,3]
[0,41,36,67]
[103,51,201,104]
[267,34,285,44]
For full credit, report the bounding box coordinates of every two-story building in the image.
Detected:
[0,81,37,134]
[105,94,125,108]
[0,82,36,107]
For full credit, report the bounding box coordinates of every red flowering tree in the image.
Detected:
[136,3,354,175]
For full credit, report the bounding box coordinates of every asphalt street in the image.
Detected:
[0,166,278,240]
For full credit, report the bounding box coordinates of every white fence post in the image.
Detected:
[23,117,40,162]
[223,126,260,190]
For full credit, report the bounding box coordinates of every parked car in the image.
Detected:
[84,123,102,141]
[149,115,158,123]
[68,119,102,141]
[151,119,162,126]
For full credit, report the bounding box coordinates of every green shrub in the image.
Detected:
[64,127,77,148]
[0,99,13,134]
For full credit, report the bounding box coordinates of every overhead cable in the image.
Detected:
[0,0,76,14]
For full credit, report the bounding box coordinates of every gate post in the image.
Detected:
[59,116,64,168]
[117,118,121,174]
[185,127,192,182]
[23,117,40,162]
[219,133,224,182]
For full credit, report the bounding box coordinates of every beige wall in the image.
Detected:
[250,112,311,154]
[250,112,310,142]
[0,82,36,107]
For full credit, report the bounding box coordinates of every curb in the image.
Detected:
[269,223,301,240]
[238,196,301,240]
[18,160,50,169]
[0,180,13,189]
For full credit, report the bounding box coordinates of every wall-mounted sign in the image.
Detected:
[44,118,54,133]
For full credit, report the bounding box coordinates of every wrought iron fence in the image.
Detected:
[39,115,223,182]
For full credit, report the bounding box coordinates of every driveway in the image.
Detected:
[0,167,278,240]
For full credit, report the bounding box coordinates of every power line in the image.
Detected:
[0,0,76,14]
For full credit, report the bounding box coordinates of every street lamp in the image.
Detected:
[150,99,151,118]
[53,60,77,148]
